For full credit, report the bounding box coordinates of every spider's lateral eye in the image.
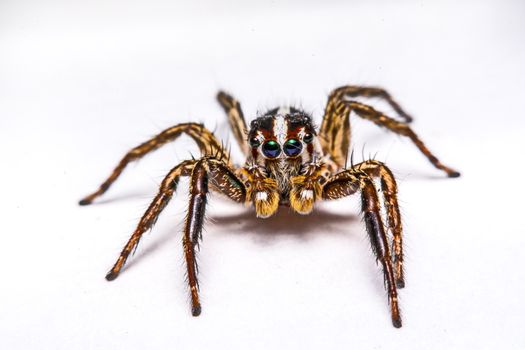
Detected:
[262,140,281,158]
[249,137,261,148]
[283,138,303,157]
[303,133,314,144]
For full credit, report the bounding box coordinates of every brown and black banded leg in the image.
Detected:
[355,160,405,288]
[217,91,249,155]
[105,160,195,281]
[183,162,208,316]
[324,85,413,124]
[323,100,460,177]
[323,170,402,328]
[106,156,245,316]
[79,123,228,205]
[182,157,246,316]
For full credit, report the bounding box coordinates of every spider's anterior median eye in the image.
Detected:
[303,133,314,144]
[283,138,303,157]
[249,137,261,148]
[262,140,281,158]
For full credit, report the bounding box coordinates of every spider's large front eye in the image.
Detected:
[283,138,303,157]
[262,140,281,158]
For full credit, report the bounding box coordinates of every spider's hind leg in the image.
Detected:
[216,91,249,156]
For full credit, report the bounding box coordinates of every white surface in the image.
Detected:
[1,1,524,349]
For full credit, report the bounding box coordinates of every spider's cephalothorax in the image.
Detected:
[244,108,325,212]
[79,85,460,328]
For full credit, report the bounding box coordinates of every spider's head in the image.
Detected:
[247,107,317,160]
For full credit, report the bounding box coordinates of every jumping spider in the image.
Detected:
[79,85,460,328]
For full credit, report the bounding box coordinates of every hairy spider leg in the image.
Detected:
[79,123,228,205]
[183,162,207,316]
[216,91,250,156]
[179,157,247,315]
[353,160,405,288]
[324,85,414,124]
[323,168,402,328]
[105,160,195,280]
[106,156,246,317]
[320,99,460,177]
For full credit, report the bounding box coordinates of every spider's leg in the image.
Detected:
[318,94,352,168]
[323,169,402,328]
[324,85,413,124]
[79,123,228,205]
[321,99,460,177]
[354,160,405,288]
[217,91,249,155]
[183,162,207,316]
[105,160,195,281]
[182,157,246,316]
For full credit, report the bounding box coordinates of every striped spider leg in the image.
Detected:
[321,161,403,328]
[103,156,246,316]
[320,85,460,177]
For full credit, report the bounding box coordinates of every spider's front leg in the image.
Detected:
[323,167,402,328]
[105,156,246,316]
[182,157,247,315]
[354,160,405,288]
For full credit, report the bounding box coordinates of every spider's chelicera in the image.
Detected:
[79,85,460,328]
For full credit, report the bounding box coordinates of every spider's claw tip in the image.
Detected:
[78,198,92,206]
[392,318,402,328]
[105,270,120,281]
[191,304,202,316]
[447,171,461,178]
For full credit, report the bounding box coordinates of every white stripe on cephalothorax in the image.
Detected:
[274,107,289,144]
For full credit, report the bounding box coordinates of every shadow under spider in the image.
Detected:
[122,205,360,273]
[210,207,360,241]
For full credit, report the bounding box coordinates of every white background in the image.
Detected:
[1,0,524,349]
